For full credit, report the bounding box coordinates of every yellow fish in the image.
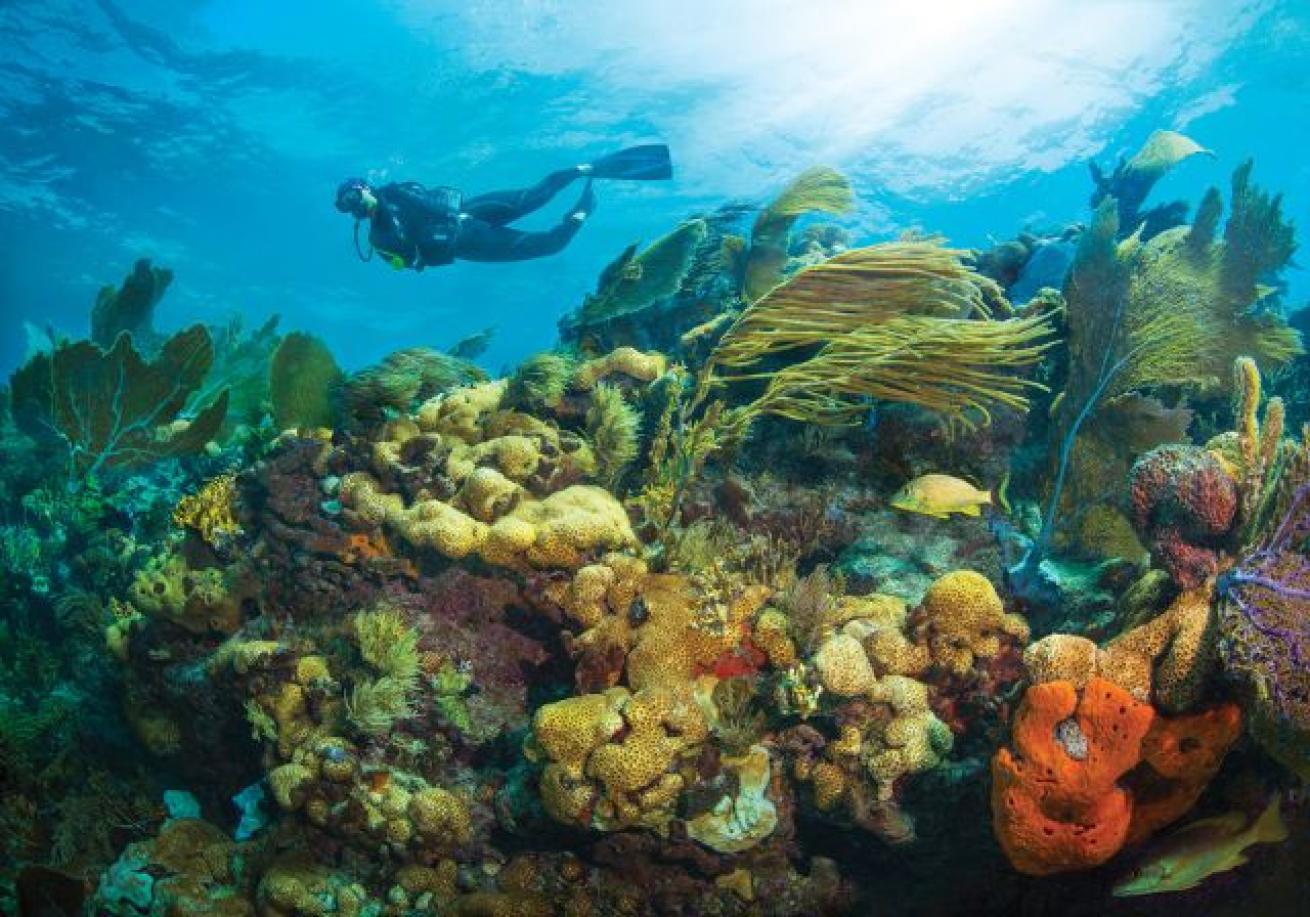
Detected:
[1113,798,1288,897]
[890,474,1000,519]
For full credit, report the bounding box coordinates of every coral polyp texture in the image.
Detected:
[4,133,1308,915]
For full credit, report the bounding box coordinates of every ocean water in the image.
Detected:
[3,2,1310,915]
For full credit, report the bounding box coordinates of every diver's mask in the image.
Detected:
[335,178,375,219]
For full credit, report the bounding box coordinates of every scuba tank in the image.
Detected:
[414,186,463,267]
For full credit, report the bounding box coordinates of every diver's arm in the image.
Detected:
[369,186,425,269]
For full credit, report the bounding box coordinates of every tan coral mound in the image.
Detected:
[1024,584,1215,711]
[915,571,1029,676]
[529,685,708,832]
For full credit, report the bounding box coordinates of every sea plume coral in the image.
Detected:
[744,166,855,301]
[706,242,1054,430]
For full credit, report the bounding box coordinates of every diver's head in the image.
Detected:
[335,178,376,219]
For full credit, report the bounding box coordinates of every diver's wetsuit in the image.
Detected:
[368,168,588,270]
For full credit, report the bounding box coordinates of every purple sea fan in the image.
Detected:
[1217,484,1310,777]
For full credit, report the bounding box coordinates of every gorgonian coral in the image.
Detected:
[1218,484,1310,777]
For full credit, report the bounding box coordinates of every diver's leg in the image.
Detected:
[462,167,581,226]
[456,181,593,262]
[455,219,584,263]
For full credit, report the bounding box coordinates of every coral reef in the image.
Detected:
[8,135,1310,915]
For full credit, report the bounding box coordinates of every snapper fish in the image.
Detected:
[890,473,1007,519]
[1113,798,1288,897]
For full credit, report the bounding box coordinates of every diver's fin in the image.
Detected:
[587,144,673,181]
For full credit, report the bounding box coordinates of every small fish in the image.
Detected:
[448,326,495,360]
[1113,798,1288,898]
[890,473,998,519]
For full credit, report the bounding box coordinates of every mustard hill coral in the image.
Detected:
[914,570,1030,677]
[529,684,709,833]
[173,473,242,545]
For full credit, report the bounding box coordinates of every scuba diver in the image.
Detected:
[335,144,672,271]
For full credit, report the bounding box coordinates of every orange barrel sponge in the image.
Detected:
[1126,702,1242,844]
[991,677,1154,875]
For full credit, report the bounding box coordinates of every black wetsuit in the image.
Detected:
[368,168,586,270]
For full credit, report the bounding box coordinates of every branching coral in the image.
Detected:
[707,242,1054,429]
[630,370,746,538]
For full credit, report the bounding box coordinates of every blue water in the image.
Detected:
[2,0,1308,376]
